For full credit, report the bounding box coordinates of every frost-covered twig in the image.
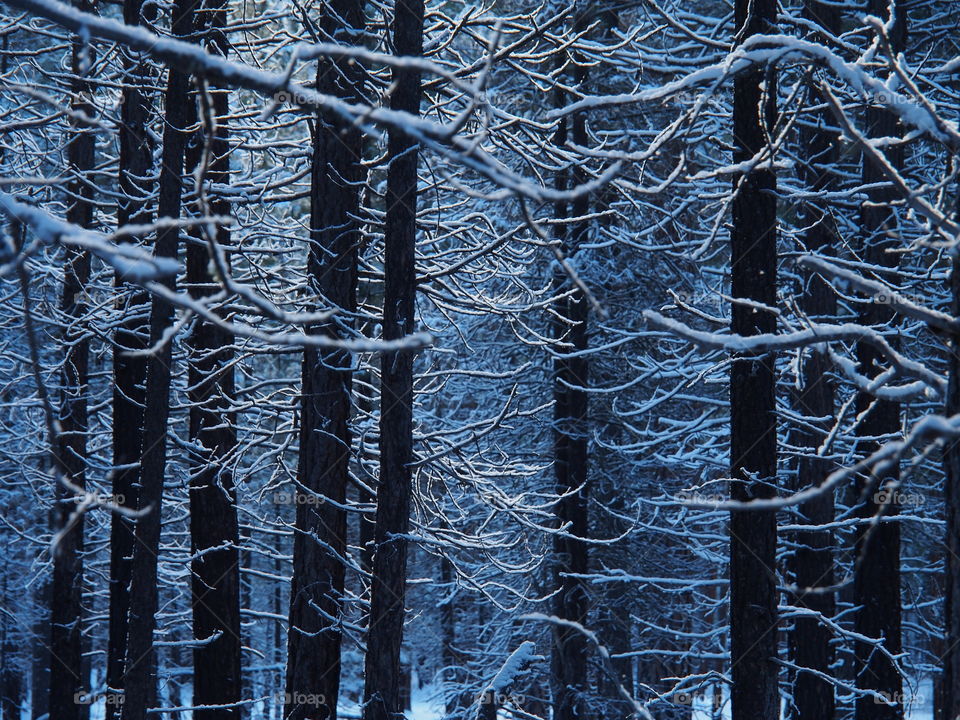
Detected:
[644,309,942,392]
[0,191,179,281]
[798,255,960,333]
[520,614,655,720]
[5,0,617,204]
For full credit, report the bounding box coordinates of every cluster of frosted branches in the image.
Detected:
[1,0,959,719]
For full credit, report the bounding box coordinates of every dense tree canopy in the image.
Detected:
[1,0,959,719]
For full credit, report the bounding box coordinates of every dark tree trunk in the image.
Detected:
[273,553,284,712]
[49,4,95,715]
[1,574,23,720]
[283,3,365,720]
[788,3,840,720]
[357,372,377,580]
[399,663,412,712]
[853,4,906,720]
[31,578,50,720]
[943,182,960,720]
[361,2,423,719]
[729,0,779,719]
[107,0,154,710]
[1,662,21,720]
[597,602,633,713]
[439,557,459,718]
[185,2,242,717]
[359,482,376,578]
[550,39,591,720]
[120,0,193,716]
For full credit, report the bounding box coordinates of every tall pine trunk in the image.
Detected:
[31,578,50,720]
[853,4,906,719]
[185,1,241,716]
[550,26,590,720]
[943,174,960,720]
[1,574,23,719]
[49,2,95,714]
[120,0,192,715]
[729,0,779,719]
[108,0,154,709]
[789,3,840,719]
[439,556,461,718]
[361,1,423,718]
[284,4,365,719]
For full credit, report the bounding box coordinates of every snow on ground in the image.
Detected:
[686,677,936,720]
[56,670,940,720]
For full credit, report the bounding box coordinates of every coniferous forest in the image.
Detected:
[0,0,959,719]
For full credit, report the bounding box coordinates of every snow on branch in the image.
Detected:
[798,255,960,334]
[484,641,539,694]
[142,279,435,352]
[5,0,615,204]
[1,193,433,352]
[644,309,943,393]
[0,191,179,281]
[818,81,960,244]
[679,412,960,513]
[550,32,960,151]
[521,614,655,720]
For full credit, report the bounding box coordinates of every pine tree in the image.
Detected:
[944,172,960,720]
[789,2,841,718]
[853,3,907,719]
[361,1,423,718]
[107,0,154,710]
[550,12,590,720]
[728,0,779,717]
[185,1,241,715]
[49,1,95,714]
[284,3,365,719]
[120,0,193,715]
